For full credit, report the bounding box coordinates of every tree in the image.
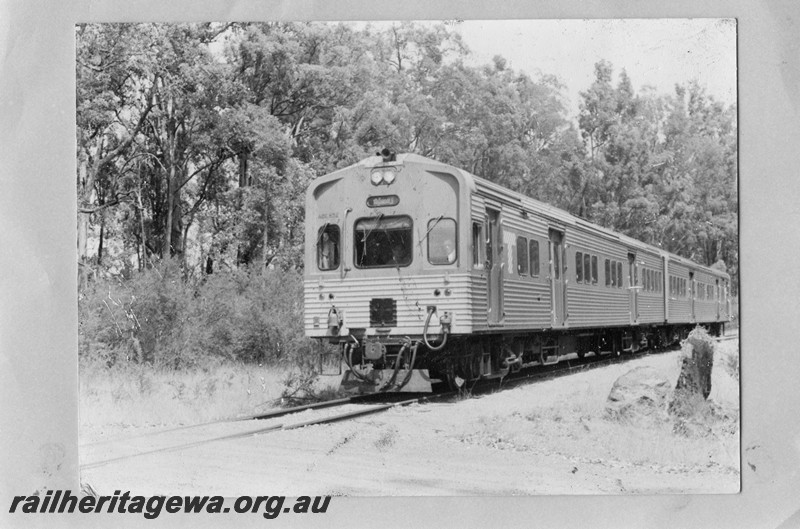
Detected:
[577,61,738,288]
[76,24,159,276]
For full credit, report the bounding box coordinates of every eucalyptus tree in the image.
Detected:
[76,23,159,273]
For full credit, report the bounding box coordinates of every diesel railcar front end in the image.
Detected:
[304,151,477,391]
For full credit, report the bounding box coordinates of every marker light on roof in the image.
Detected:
[370,168,397,186]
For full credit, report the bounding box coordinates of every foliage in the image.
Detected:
[76,23,739,373]
[79,260,313,368]
[576,64,738,284]
[76,22,738,291]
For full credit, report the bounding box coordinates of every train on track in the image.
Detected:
[304,150,732,392]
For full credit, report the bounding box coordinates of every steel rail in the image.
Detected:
[80,394,443,471]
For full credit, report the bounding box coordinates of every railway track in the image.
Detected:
[81,333,738,471]
[80,391,451,470]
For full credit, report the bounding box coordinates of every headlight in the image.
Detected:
[370,168,397,186]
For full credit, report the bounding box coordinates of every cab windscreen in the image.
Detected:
[354,216,412,268]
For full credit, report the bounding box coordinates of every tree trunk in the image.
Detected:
[262,181,271,268]
[98,218,105,265]
[137,178,147,271]
[164,161,175,257]
[77,153,90,264]
[238,151,249,187]
[668,327,715,436]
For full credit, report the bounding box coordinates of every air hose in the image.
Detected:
[378,338,412,392]
[343,343,369,382]
[423,307,450,351]
[395,342,419,389]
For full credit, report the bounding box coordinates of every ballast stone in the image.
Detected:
[605,366,671,424]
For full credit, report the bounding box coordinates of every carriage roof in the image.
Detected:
[308,153,730,281]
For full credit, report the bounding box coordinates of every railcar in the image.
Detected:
[304,150,732,392]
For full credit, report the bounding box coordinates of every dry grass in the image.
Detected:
[78,359,341,439]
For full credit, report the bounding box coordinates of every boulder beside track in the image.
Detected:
[604,366,672,425]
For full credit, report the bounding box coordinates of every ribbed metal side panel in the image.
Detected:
[692,270,721,323]
[669,301,693,323]
[567,286,629,327]
[502,212,549,239]
[694,300,720,323]
[637,292,664,323]
[565,227,630,327]
[469,274,489,331]
[636,251,666,324]
[305,273,475,337]
[500,278,552,329]
[566,227,627,259]
[667,261,692,323]
[471,194,485,221]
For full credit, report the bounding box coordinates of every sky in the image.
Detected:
[451,19,737,119]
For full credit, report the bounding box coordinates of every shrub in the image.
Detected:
[78,261,318,371]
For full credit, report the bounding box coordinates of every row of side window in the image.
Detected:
[515,236,541,277]
[641,268,663,293]
[695,282,718,301]
[575,251,598,284]
[669,276,687,298]
[604,259,625,288]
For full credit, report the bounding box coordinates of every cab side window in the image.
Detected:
[428,218,457,265]
[317,224,340,270]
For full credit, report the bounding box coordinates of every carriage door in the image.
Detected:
[549,229,566,327]
[627,252,639,324]
[689,271,696,322]
[486,208,504,325]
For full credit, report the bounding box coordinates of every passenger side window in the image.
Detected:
[605,259,611,286]
[516,236,528,275]
[591,256,598,284]
[575,252,583,283]
[317,224,340,271]
[617,262,623,288]
[553,244,560,279]
[584,254,591,284]
[529,240,540,276]
[472,222,484,268]
[610,260,617,287]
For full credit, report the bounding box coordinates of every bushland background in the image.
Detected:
[76,22,738,426]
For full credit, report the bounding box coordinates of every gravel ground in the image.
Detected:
[81,343,740,496]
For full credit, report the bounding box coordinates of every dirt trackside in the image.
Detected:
[81,343,740,496]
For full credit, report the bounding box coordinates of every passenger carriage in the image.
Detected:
[304,151,732,391]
